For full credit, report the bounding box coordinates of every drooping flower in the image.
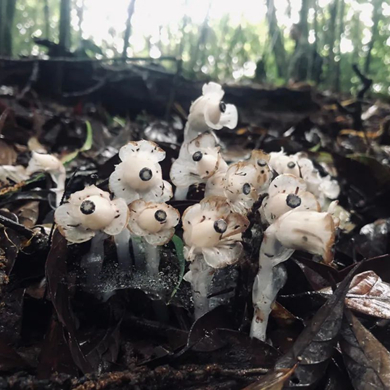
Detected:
[128,199,180,245]
[109,140,172,204]
[170,132,227,189]
[259,174,320,224]
[223,161,270,214]
[265,209,336,264]
[55,185,129,243]
[26,152,66,206]
[184,82,238,142]
[182,196,249,268]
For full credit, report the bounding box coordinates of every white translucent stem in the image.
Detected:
[81,232,106,291]
[250,264,287,341]
[114,229,132,273]
[174,186,189,201]
[144,240,160,279]
[131,235,145,270]
[250,225,294,341]
[187,256,214,320]
[52,172,66,207]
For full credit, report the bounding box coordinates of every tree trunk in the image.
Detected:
[189,0,211,74]
[334,0,345,91]
[0,0,16,57]
[298,0,309,45]
[327,0,338,88]
[122,0,137,59]
[59,0,71,55]
[266,0,287,79]
[76,0,84,45]
[364,0,381,74]
[43,0,50,39]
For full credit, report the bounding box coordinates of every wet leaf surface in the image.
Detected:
[274,264,361,388]
[340,309,390,389]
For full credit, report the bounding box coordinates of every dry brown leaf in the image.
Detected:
[0,139,17,165]
[12,201,40,229]
[321,271,390,319]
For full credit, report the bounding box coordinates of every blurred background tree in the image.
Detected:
[2,0,390,94]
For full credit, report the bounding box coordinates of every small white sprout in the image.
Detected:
[128,199,180,245]
[55,185,129,243]
[26,152,66,206]
[223,161,270,214]
[182,196,249,268]
[109,140,172,204]
[171,132,227,190]
[259,174,320,224]
[184,82,238,142]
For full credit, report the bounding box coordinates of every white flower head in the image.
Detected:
[26,152,66,206]
[260,174,320,224]
[223,161,270,214]
[268,150,300,177]
[128,199,180,245]
[182,196,249,268]
[170,132,226,188]
[267,209,336,264]
[185,82,238,141]
[55,185,129,243]
[109,140,172,204]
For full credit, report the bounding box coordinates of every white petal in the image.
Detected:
[202,82,224,99]
[103,198,129,236]
[205,170,226,197]
[109,164,140,204]
[219,104,238,129]
[59,225,95,243]
[268,174,307,198]
[119,140,166,163]
[204,98,223,130]
[69,185,110,206]
[144,228,175,246]
[202,242,243,269]
[141,180,172,202]
[54,202,79,227]
[170,158,202,187]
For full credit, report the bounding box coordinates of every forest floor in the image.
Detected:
[0,62,390,389]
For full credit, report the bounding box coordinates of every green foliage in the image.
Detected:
[7,0,390,94]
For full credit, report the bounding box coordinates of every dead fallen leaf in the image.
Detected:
[340,309,390,389]
[320,271,390,319]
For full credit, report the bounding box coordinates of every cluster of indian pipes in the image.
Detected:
[22,82,343,342]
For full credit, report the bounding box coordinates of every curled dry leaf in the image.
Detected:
[340,309,390,390]
[320,271,390,319]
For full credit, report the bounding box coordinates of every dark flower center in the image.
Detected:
[80,200,95,215]
[287,161,296,169]
[219,101,226,113]
[257,159,267,167]
[214,219,227,234]
[192,151,203,162]
[139,168,153,181]
[243,183,251,195]
[286,194,301,208]
[154,209,167,222]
